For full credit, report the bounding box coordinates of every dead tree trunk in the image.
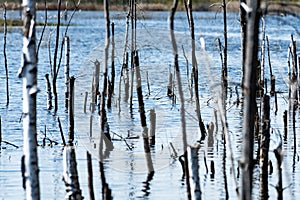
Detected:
[149,108,156,146]
[222,0,228,90]
[64,36,70,110]
[274,145,283,200]
[0,116,2,145]
[3,3,9,106]
[240,0,247,90]
[98,4,113,198]
[63,145,83,199]
[99,0,113,151]
[185,0,206,141]
[91,60,100,113]
[290,36,298,109]
[19,0,40,198]
[240,0,261,199]
[102,0,110,101]
[259,95,270,200]
[187,146,201,200]
[52,0,62,113]
[134,51,154,174]
[45,74,53,110]
[111,22,115,95]
[68,77,75,144]
[167,70,174,98]
[107,22,115,109]
[266,36,275,96]
[121,10,130,104]
[129,0,136,113]
[170,0,191,199]
[87,151,95,200]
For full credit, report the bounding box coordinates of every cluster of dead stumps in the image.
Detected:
[2,0,300,199]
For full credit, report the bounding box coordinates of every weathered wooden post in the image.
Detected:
[18,0,40,198]
[240,0,261,199]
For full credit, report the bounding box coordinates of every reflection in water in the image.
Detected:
[207,122,214,156]
[207,122,215,179]
[2,9,300,199]
[99,161,112,200]
[142,171,155,197]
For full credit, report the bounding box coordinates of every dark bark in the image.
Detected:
[3,4,9,106]
[240,0,247,90]
[240,0,261,199]
[52,0,62,113]
[68,76,75,144]
[259,95,270,200]
[134,51,154,173]
[222,0,228,90]
[87,151,95,200]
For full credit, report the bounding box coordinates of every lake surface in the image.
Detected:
[0,9,300,199]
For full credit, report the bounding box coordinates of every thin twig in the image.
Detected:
[37,0,47,60]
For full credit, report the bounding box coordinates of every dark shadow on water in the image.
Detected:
[141,171,155,197]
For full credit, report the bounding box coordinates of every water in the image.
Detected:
[0,9,300,199]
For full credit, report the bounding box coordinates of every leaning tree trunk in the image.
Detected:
[240,0,261,199]
[18,0,40,199]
